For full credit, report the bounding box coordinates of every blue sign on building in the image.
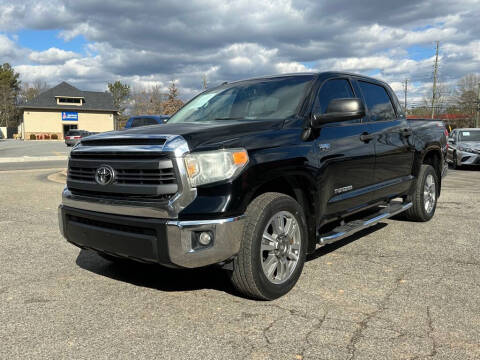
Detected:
[62,112,78,121]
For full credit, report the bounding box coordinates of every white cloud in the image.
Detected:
[29,47,79,64]
[0,34,27,61]
[275,62,312,73]
[0,0,479,105]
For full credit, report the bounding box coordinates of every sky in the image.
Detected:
[1,0,479,105]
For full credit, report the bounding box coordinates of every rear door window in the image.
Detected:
[358,81,396,122]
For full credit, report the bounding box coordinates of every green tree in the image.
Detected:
[108,80,130,129]
[0,63,20,127]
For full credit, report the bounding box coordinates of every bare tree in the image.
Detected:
[19,80,48,104]
[130,85,167,116]
[421,82,455,116]
[456,73,480,117]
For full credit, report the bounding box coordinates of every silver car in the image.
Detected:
[446,128,480,168]
[64,130,90,147]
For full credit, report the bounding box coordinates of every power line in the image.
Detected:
[476,83,480,128]
[431,41,439,119]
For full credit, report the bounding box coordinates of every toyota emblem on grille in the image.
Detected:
[95,165,115,185]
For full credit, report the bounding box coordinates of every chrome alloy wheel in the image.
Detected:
[260,211,301,284]
[424,174,436,214]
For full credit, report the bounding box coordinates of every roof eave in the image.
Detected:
[19,105,118,112]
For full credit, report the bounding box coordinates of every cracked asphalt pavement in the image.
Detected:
[0,168,479,359]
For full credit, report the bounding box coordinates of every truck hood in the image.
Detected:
[85,119,288,151]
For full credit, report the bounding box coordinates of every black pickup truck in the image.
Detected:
[59,72,447,300]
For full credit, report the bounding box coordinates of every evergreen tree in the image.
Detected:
[0,63,20,127]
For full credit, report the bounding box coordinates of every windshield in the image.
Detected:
[459,130,480,142]
[167,75,314,123]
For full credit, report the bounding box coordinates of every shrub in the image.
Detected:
[30,134,36,140]
[44,134,50,140]
[51,134,58,140]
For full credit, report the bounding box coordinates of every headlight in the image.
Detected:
[458,146,472,153]
[184,148,249,187]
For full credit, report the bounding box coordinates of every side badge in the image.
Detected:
[334,185,353,195]
[318,143,331,151]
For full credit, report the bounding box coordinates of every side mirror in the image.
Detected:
[311,98,365,128]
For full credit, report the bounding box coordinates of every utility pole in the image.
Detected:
[403,79,408,114]
[202,74,207,90]
[431,41,439,119]
[476,82,480,128]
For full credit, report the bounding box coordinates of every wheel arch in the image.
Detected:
[249,174,318,254]
[421,147,443,195]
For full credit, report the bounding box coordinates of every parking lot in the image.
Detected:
[1,142,479,360]
[0,140,69,170]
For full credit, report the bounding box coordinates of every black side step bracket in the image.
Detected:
[318,201,412,245]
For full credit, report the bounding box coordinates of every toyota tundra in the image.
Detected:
[59,72,447,300]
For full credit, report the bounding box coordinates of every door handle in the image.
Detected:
[360,132,374,142]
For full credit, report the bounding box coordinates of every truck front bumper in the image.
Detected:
[58,205,244,268]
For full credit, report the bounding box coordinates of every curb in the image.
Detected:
[0,155,68,163]
[47,170,67,184]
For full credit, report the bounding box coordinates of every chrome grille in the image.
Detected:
[68,166,176,185]
[67,150,178,198]
[62,134,197,219]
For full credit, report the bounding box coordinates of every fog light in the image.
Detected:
[198,232,212,246]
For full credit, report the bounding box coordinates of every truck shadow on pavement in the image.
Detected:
[75,249,238,295]
[75,223,387,295]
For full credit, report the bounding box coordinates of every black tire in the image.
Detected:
[403,164,438,222]
[452,152,459,169]
[229,192,307,300]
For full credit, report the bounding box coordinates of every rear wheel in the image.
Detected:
[229,192,307,300]
[404,164,438,222]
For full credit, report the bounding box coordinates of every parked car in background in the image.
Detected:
[447,128,480,168]
[64,130,91,146]
[124,115,169,129]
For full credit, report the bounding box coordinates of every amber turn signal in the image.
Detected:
[232,150,248,165]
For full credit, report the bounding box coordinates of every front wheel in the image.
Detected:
[403,164,438,222]
[451,151,458,169]
[229,192,307,300]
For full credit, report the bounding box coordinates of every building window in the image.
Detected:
[56,97,84,105]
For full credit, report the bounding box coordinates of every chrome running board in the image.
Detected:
[318,201,412,245]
